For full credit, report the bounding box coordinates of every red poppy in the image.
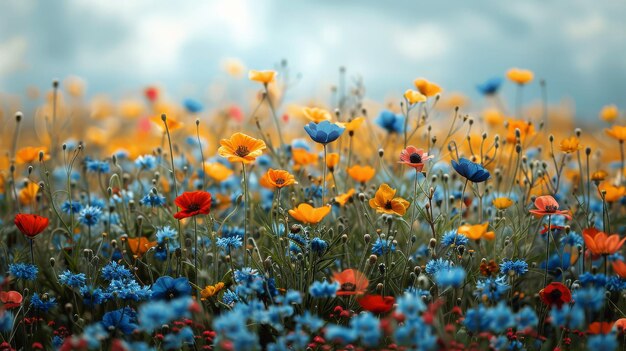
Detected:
[539,282,571,308]
[529,195,571,220]
[332,269,369,296]
[14,213,49,238]
[144,86,159,102]
[0,290,23,309]
[588,321,614,335]
[173,191,212,220]
[399,146,433,171]
[615,318,626,333]
[358,295,395,314]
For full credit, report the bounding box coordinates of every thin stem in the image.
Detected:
[194,216,199,289]
[322,145,327,205]
[544,215,551,286]
[242,163,249,266]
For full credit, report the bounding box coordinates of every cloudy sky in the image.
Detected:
[0,0,624,117]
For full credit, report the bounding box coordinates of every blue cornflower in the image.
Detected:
[79,205,102,226]
[588,333,618,351]
[163,326,194,350]
[325,325,357,344]
[464,305,490,333]
[350,312,381,347]
[310,237,328,254]
[138,300,174,332]
[30,293,56,312]
[101,261,133,281]
[476,77,503,96]
[183,98,203,113]
[452,158,490,183]
[61,200,82,214]
[550,305,585,329]
[101,307,138,335]
[372,238,396,256]
[156,226,178,243]
[572,287,605,311]
[295,311,324,332]
[376,110,404,134]
[58,270,87,289]
[222,290,240,305]
[516,306,539,330]
[440,230,469,247]
[107,279,152,301]
[134,154,157,170]
[284,290,302,305]
[425,258,452,276]
[396,292,427,317]
[485,302,515,333]
[86,159,110,173]
[9,263,38,281]
[434,267,466,288]
[475,276,510,302]
[560,232,584,247]
[304,121,345,144]
[151,276,192,301]
[0,311,13,332]
[216,236,243,252]
[394,316,437,350]
[579,273,607,287]
[140,192,166,207]
[83,323,108,349]
[607,276,626,292]
[80,286,111,306]
[499,259,529,276]
[309,281,339,298]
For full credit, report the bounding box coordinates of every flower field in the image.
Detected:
[1,66,626,351]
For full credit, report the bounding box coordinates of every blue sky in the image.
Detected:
[0,0,624,118]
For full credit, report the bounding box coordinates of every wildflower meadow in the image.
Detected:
[2,10,626,351]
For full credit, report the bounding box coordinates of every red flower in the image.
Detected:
[587,321,614,335]
[539,282,571,308]
[173,191,212,220]
[0,290,23,309]
[333,269,369,296]
[14,213,49,238]
[144,86,159,102]
[399,146,432,171]
[358,295,395,314]
[529,195,571,220]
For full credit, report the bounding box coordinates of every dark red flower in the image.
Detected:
[358,295,395,314]
[173,191,212,220]
[539,282,571,308]
[14,213,49,238]
[0,290,23,309]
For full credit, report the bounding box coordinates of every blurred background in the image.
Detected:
[0,0,624,118]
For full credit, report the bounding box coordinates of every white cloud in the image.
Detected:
[0,36,28,75]
[393,23,450,61]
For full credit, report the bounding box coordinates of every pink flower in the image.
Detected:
[399,146,433,171]
[529,195,571,220]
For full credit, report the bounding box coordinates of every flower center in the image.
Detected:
[544,205,558,213]
[549,289,562,300]
[341,282,356,291]
[409,152,422,163]
[188,203,201,211]
[275,178,285,185]
[384,201,393,210]
[235,145,250,157]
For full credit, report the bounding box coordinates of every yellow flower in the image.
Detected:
[369,183,410,216]
[605,125,626,141]
[201,282,225,299]
[600,104,619,122]
[260,169,297,189]
[64,76,85,97]
[458,223,495,241]
[559,137,582,154]
[413,78,442,97]
[598,182,626,202]
[16,146,48,164]
[334,189,355,206]
[506,68,534,85]
[204,163,234,182]
[222,58,245,77]
[404,89,427,105]
[19,182,39,206]
[218,132,267,164]
[506,119,535,143]
[126,237,157,257]
[326,153,340,171]
[493,197,514,210]
[151,115,183,132]
[347,165,376,184]
[303,107,332,123]
[337,117,365,134]
[119,100,144,119]
[591,170,608,182]
[288,203,331,225]
[483,109,504,127]
[248,70,276,84]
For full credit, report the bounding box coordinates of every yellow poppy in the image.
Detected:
[218,132,266,164]
[483,109,505,127]
[16,146,48,164]
[303,107,332,123]
[260,168,297,189]
[204,163,234,182]
[248,70,276,84]
[19,182,39,206]
[458,222,495,240]
[151,115,183,132]
[404,89,427,105]
[201,282,225,299]
[605,125,626,141]
[506,68,534,85]
[369,183,410,216]
[338,117,365,134]
[334,189,355,206]
[413,78,442,97]
[591,170,608,182]
[288,203,331,225]
[347,165,376,184]
[600,105,619,122]
[598,182,626,202]
[559,137,582,154]
[493,197,514,210]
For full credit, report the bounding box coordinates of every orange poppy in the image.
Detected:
[326,153,340,171]
[403,89,427,105]
[0,290,23,309]
[613,260,626,279]
[616,318,626,333]
[591,170,608,182]
[16,146,48,164]
[288,203,331,225]
[173,191,212,220]
[303,107,332,123]
[506,68,534,85]
[458,223,495,240]
[399,146,432,171]
[218,132,266,164]
[584,229,626,256]
[151,115,183,132]
[260,169,296,189]
[19,182,40,206]
[337,117,365,134]
[559,137,582,154]
[493,197,514,210]
[605,125,626,141]
[506,119,535,143]
[292,148,318,168]
[529,195,572,220]
[600,104,619,122]
[347,165,376,184]
[14,213,49,238]
[333,269,369,296]
[204,163,234,182]
[413,78,441,97]
[598,182,626,202]
[588,321,614,335]
[369,183,410,216]
[201,282,225,299]
[334,189,355,206]
[248,70,276,84]
[126,237,157,257]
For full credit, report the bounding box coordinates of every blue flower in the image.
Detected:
[396,292,427,317]
[350,312,381,347]
[183,98,203,113]
[140,192,166,207]
[61,200,82,214]
[101,307,138,335]
[107,278,152,301]
[310,237,328,254]
[30,293,56,312]
[464,305,490,333]
[58,270,87,289]
[156,226,178,244]
[572,287,605,311]
[376,110,404,134]
[134,154,157,170]
[79,205,102,226]
[579,273,607,288]
[434,267,466,288]
[440,230,469,247]
[0,311,13,332]
[151,276,192,301]
[372,238,396,256]
[101,261,132,281]
[86,159,110,173]
[8,263,38,281]
[452,158,490,183]
[304,121,345,144]
[216,236,243,252]
[475,276,510,302]
[550,305,585,329]
[485,302,515,333]
[80,286,111,306]
[425,258,452,276]
[515,306,538,330]
[164,326,194,349]
[309,281,339,298]
[476,77,503,95]
[325,325,357,344]
[295,311,324,332]
[588,333,618,351]
[499,259,529,276]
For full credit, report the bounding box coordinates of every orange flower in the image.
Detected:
[413,78,441,97]
[303,107,332,123]
[559,137,582,154]
[587,321,614,335]
[151,115,183,132]
[204,163,234,182]
[605,125,626,141]
[529,195,571,220]
[201,282,225,299]
[403,89,427,105]
[338,117,365,134]
[347,165,375,184]
[333,269,369,296]
[369,183,410,216]
[492,197,514,210]
[218,132,266,164]
[260,169,296,189]
[600,104,619,122]
[334,189,355,206]
[613,260,626,279]
[248,70,276,84]
[126,237,157,257]
[288,203,331,225]
[19,182,40,206]
[506,68,534,85]
[483,109,505,127]
[591,170,608,182]
[16,146,48,164]
[583,229,626,255]
[598,182,626,202]
[292,148,318,168]
[326,153,340,171]
[506,119,535,143]
[458,222,495,240]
